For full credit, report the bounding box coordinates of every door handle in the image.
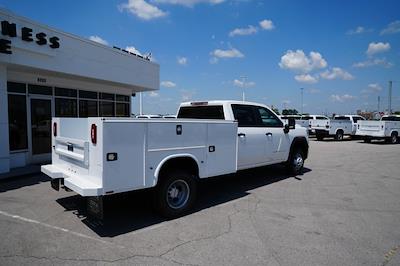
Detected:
[238,133,246,137]
[265,132,272,136]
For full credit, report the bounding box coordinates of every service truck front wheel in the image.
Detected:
[154,170,197,219]
[286,149,305,175]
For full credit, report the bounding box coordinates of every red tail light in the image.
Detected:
[53,122,57,137]
[91,124,97,144]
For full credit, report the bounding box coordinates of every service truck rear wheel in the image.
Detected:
[389,132,398,144]
[335,130,344,141]
[286,149,305,175]
[154,170,197,219]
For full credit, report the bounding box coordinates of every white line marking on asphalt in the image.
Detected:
[0,210,125,248]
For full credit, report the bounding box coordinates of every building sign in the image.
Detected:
[0,20,60,54]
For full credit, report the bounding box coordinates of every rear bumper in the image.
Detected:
[41,165,102,197]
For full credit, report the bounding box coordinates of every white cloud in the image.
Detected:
[89,36,108,45]
[233,79,255,88]
[180,89,196,101]
[381,20,400,35]
[279,50,327,73]
[161,81,176,88]
[149,91,159,97]
[125,46,142,55]
[320,67,354,80]
[259,19,275,30]
[229,25,258,37]
[346,26,373,35]
[177,56,188,65]
[366,42,390,56]
[362,83,382,94]
[118,0,167,20]
[353,58,393,68]
[153,0,225,7]
[294,74,318,84]
[211,48,244,58]
[282,100,291,105]
[330,94,356,102]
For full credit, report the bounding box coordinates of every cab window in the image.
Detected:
[231,104,258,127]
[255,106,283,127]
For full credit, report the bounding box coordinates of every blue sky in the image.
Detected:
[2,0,400,115]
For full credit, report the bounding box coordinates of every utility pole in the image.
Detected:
[377,96,380,113]
[300,88,304,115]
[139,92,143,115]
[388,81,392,114]
[240,75,247,101]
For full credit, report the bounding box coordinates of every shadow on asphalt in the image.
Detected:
[0,174,50,193]
[56,165,311,237]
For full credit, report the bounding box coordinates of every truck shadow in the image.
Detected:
[56,165,311,237]
[0,173,50,193]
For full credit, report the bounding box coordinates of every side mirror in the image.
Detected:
[288,118,296,129]
[284,118,296,134]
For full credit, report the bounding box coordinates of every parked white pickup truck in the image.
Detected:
[356,115,400,144]
[42,101,309,218]
[313,115,365,141]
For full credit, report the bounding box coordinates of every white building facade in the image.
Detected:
[0,9,159,174]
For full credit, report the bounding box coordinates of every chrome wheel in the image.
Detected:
[166,179,190,209]
[391,134,397,144]
[292,152,304,172]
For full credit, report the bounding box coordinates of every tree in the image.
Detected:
[282,109,299,115]
[271,106,280,115]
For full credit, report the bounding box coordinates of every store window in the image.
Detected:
[79,100,98,117]
[116,94,130,117]
[99,101,114,116]
[55,98,77,117]
[28,84,52,95]
[8,94,28,151]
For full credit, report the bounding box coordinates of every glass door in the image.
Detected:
[29,97,53,163]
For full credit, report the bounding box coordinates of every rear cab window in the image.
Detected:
[177,105,225,119]
[334,116,350,120]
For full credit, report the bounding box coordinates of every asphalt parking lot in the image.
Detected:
[0,138,399,266]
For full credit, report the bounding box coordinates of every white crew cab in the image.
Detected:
[42,101,309,218]
[313,115,365,141]
[356,115,400,144]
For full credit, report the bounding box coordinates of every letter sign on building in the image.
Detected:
[0,20,60,54]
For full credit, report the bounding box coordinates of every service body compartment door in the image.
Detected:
[205,122,238,177]
[102,122,146,193]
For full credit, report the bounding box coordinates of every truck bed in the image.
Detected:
[42,118,238,196]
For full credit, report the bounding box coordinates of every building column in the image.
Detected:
[0,64,10,174]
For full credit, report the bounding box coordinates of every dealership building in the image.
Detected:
[0,9,159,175]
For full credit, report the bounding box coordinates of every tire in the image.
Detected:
[364,137,371,143]
[154,170,197,219]
[335,130,344,141]
[286,149,305,175]
[389,132,398,144]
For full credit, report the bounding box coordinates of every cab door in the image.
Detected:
[253,106,290,162]
[232,104,270,169]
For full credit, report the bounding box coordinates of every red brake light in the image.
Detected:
[53,122,57,137]
[91,124,97,144]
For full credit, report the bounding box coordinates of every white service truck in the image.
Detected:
[296,115,330,135]
[356,115,400,144]
[42,101,309,218]
[313,115,365,141]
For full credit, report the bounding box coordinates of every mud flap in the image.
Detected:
[87,196,104,220]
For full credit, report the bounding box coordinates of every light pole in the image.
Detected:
[240,75,247,101]
[300,88,304,115]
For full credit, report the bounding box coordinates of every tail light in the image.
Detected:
[91,124,97,144]
[53,122,57,137]
[381,125,384,129]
